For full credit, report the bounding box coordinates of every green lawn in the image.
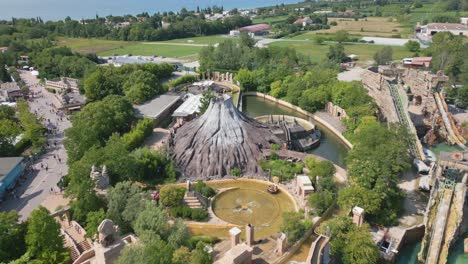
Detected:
[156,35,236,45]
[270,41,413,64]
[98,43,203,58]
[57,37,132,54]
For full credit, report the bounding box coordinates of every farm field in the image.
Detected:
[270,41,413,64]
[252,15,289,24]
[313,17,403,37]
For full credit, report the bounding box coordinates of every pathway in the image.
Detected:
[0,71,71,221]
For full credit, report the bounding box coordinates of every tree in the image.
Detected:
[326,43,347,63]
[304,157,335,179]
[405,40,420,52]
[342,227,380,264]
[235,68,257,91]
[0,119,21,156]
[314,35,325,45]
[190,242,212,264]
[0,211,27,262]
[123,70,161,104]
[172,246,191,264]
[64,95,134,163]
[286,15,297,24]
[25,206,70,264]
[239,31,256,48]
[0,105,15,120]
[133,202,170,242]
[335,30,349,43]
[280,211,305,243]
[159,185,186,207]
[85,209,106,238]
[373,46,393,65]
[167,219,189,248]
[308,189,334,215]
[107,181,146,234]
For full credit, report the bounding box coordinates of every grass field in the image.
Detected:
[57,36,235,58]
[56,37,132,54]
[314,17,403,37]
[98,43,203,58]
[270,41,413,64]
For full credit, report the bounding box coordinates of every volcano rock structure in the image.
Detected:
[172,95,281,179]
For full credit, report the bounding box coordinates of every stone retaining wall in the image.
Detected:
[242,92,353,149]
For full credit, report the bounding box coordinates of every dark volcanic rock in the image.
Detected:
[172,95,281,179]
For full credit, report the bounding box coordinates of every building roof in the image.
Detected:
[425,23,468,31]
[297,175,313,188]
[239,24,270,32]
[134,94,181,119]
[172,94,202,117]
[0,82,20,92]
[0,157,24,182]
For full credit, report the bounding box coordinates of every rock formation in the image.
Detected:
[172,95,280,179]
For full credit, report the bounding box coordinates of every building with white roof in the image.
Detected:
[172,93,203,126]
[296,175,314,206]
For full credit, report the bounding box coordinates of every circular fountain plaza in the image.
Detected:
[209,179,297,239]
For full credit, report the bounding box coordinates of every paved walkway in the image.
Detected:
[0,71,71,221]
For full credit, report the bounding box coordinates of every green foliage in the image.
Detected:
[0,55,10,82]
[133,201,170,242]
[341,121,410,225]
[64,95,134,163]
[83,63,173,101]
[259,159,304,181]
[230,167,242,177]
[172,246,192,264]
[123,70,162,104]
[373,46,393,65]
[305,156,335,179]
[187,236,219,249]
[271,143,281,150]
[320,216,379,264]
[25,206,71,264]
[280,211,306,243]
[426,32,467,81]
[235,68,257,91]
[335,30,349,43]
[17,100,45,153]
[132,147,176,183]
[326,43,347,63]
[240,31,256,48]
[0,211,27,262]
[169,206,208,222]
[168,74,197,88]
[308,190,335,216]
[121,118,154,150]
[0,119,21,156]
[199,90,215,114]
[107,181,148,234]
[159,185,186,207]
[84,209,106,238]
[405,40,420,52]
[31,46,96,79]
[194,180,216,198]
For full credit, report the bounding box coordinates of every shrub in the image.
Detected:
[121,118,154,150]
[169,206,192,219]
[330,21,338,26]
[188,236,219,249]
[194,180,216,198]
[230,167,242,177]
[191,208,209,221]
[160,185,186,207]
[168,74,197,88]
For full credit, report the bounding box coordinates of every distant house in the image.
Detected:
[293,17,313,27]
[45,77,80,93]
[0,157,27,199]
[402,57,432,69]
[239,24,270,36]
[0,82,22,102]
[420,23,468,37]
[0,47,8,53]
[461,17,468,26]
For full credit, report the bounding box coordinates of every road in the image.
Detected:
[0,71,71,221]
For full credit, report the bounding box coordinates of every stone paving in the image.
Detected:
[0,70,71,220]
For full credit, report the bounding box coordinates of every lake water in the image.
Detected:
[241,95,349,168]
[0,0,299,21]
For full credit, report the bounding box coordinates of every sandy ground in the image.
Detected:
[337,66,366,82]
[361,37,410,46]
[143,128,170,151]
